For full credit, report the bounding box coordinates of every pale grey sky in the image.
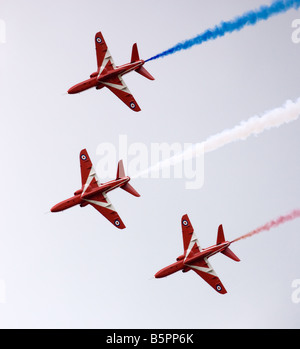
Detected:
[0,0,300,328]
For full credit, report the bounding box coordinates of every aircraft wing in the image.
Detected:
[83,192,126,229]
[95,31,116,74]
[186,258,227,294]
[102,75,141,112]
[181,214,202,259]
[80,149,100,195]
[181,214,227,294]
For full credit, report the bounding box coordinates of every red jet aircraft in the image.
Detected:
[68,31,154,111]
[155,214,240,294]
[51,149,140,229]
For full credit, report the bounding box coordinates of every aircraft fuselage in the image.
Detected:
[51,176,130,212]
[155,241,231,279]
[68,60,144,94]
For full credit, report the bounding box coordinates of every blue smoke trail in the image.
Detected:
[145,0,300,62]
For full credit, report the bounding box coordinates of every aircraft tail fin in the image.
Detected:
[131,43,140,62]
[131,43,155,80]
[216,224,226,245]
[116,160,126,179]
[217,224,240,262]
[116,160,140,197]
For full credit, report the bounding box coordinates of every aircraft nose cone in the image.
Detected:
[154,269,166,279]
[50,203,62,212]
[154,272,162,279]
[67,87,76,94]
[68,83,83,94]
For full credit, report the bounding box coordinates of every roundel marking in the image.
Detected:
[130,102,136,109]
[81,154,87,161]
[114,219,120,226]
[216,284,222,292]
[182,220,188,226]
[96,37,102,43]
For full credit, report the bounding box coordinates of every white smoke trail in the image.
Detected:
[134,98,300,178]
[203,98,300,153]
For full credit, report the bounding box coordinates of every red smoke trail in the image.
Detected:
[232,209,300,243]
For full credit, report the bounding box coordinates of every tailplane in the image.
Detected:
[131,43,155,80]
[121,182,140,197]
[217,224,240,262]
[136,66,155,80]
[222,247,240,262]
[116,160,140,197]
